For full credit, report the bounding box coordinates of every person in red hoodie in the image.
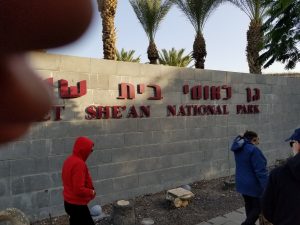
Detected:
[62,136,96,225]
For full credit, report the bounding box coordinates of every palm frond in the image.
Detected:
[116,48,141,62]
[228,0,268,20]
[172,0,225,33]
[159,48,193,67]
[129,0,173,41]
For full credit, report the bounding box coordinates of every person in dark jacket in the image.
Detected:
[262,128,300,225]
[62,136,96,225]
[231,131,268,225]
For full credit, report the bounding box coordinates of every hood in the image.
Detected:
[72,136,94,161]
[287,153,300,181]
[231,135,246,152]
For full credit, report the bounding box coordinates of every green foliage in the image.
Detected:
[129,0,173,41]
[172,0,225,33]
[228,0,268,20]
[159,48,193,67]
[260,0,300,69]
[116,48,141,62]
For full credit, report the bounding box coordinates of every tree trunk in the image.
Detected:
[193,32,207,69]
[247,19,263,74]
[112,200,136,225]
[147,40,159,64]
[98,0,117,60]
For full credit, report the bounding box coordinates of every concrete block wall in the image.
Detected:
[0,52,299,221]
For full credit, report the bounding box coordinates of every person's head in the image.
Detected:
[73,137,94,161]
[285,128,300,156]
[243,131,259,145]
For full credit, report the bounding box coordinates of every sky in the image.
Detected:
[49,0,299,74]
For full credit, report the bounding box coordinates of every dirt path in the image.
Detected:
[33,176,244,225]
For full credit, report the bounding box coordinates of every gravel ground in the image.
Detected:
[32,176,244,225]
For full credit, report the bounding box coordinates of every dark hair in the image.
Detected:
[243,131,258,141]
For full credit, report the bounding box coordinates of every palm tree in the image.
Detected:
[260,0,299,70]
[129,0,173,64]
[159,48,193,67]
[172,0,225,69]
[229,0,269,74]
[116,48,141,62]
[97,0,118,60]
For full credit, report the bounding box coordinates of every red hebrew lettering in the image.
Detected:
[253,88,260,101]
[204,86,209,100]
[246,88,252,102]
[147,85,163,100]
[222,85,232,100]
[211,86,221,100]
[59,79,87,98]
[191,85,202,100]
[183,85,189,94]
[246,88,260,102]
[117,83,135,99]
[137,84,145,94]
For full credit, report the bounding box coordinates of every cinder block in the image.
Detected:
[49,155,66,172]
[33,191,50,208]
[95,133,124,150]
[94,179,113,195]
[30,52,60,70]
[98,162,138,179]
[13,141,30,159]
[138,144,162,158]
[111,146,140,163]
[50,172,62,188]
[87,149,111,166]
[124,132,143,147]
[29,140,51,158]
[160,117,186,130]
[138,171,161,186]
[60,55,91,73]
[0,161,10,178]
[91,58,117,75]
[113,175,139,191]
[50,188,63,206]
[0,179,9,197]
[12,194,33,214]
[116,61,141,77]
[194,69,212,81]
[137,118,162,131]
[11,159,35,176]
[24,174,51,192]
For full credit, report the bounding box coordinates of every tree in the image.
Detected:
[260,0,300,70]
[97,0,118,60]
[116,48,141,62]
[159,48,192,67]
[173,0,225,69]
[229,0,269,74]
[129,0,173,64]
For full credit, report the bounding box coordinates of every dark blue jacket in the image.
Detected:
[231,136,268,197]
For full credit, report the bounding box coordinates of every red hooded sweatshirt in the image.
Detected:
[62,136,95,205]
